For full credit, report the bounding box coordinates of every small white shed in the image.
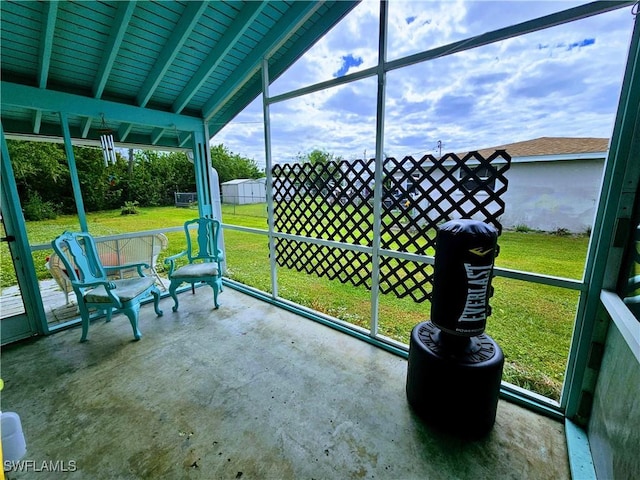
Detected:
[221,178,267,205]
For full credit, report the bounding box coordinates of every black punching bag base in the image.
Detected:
[406,321,504,438]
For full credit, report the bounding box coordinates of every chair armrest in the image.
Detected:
[71,279,116,290]
[72,279,121,304]
[164,250,188,276]
[104,262,150,277]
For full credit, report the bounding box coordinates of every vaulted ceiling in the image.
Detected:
[0,1,357,150]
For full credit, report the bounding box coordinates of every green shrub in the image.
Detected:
[22,192,58,221]
[120,200,140,215]
[552,227,571,237]
[514,224,532,233]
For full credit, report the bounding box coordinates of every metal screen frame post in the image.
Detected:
[369,0,389,337]
[262,57,279,299]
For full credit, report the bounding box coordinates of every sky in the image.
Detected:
[212,1,636,170]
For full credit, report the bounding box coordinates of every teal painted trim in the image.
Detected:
[59,112,88,232]
[563,12,640,417]
[0,122,46,337]
[93,1,136,98]
[1,82,202,131]
[565,419,596,480]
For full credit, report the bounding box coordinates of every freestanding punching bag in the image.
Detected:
[406,219,504,437]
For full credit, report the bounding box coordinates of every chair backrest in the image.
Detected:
[51,231,106,287]
[183,218,222,263]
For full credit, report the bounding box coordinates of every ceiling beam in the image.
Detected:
[172,1,268,114]
[93,1,137,99]
[178,132,192,148]
[3,120,193,151]
[32,110,43,134]
[118,123,134,142]
[38,1,58,89]
[2,82,203,131]
[136,1,208,107]
[202,1,323,122]
[81,117,92,138]
[151,127,165,145]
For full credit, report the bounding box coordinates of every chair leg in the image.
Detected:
[151,286,163,317]
[212,278,222,309]
[77,303,91,342]
[168,280,181,312]
[121,303,142,340]
[211,284,219,309]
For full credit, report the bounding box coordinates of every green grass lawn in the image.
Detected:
[2,203,589,400]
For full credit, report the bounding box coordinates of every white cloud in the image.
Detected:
[213,1,635,169]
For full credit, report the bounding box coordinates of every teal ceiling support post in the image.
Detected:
[191,126,225,269]
[262,57,278,300]
[0,122,47,335]
[192,127,213,219]
[59,112,88,232]
[562,12,640,421]
[369,0,389,337]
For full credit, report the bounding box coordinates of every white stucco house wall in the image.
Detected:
[465,137,608,233]
[387,137,608,233]
[221,178,267,205]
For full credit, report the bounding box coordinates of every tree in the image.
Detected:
[6,140,256,216]
[126,150,194,206]
[7,140,68,213]
[210,144,263,184]
[295,149,343,195]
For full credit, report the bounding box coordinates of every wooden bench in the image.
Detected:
[46,233,168,304]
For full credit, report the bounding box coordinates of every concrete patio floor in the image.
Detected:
[1,286,570,479]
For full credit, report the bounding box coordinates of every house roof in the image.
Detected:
[469,137,609,159]
[0,1,357,150]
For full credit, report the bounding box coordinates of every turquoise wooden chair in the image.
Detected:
[51,231,163,342]
[164,218,223,312]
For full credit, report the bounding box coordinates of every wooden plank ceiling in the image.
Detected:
[0,1,357,150]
